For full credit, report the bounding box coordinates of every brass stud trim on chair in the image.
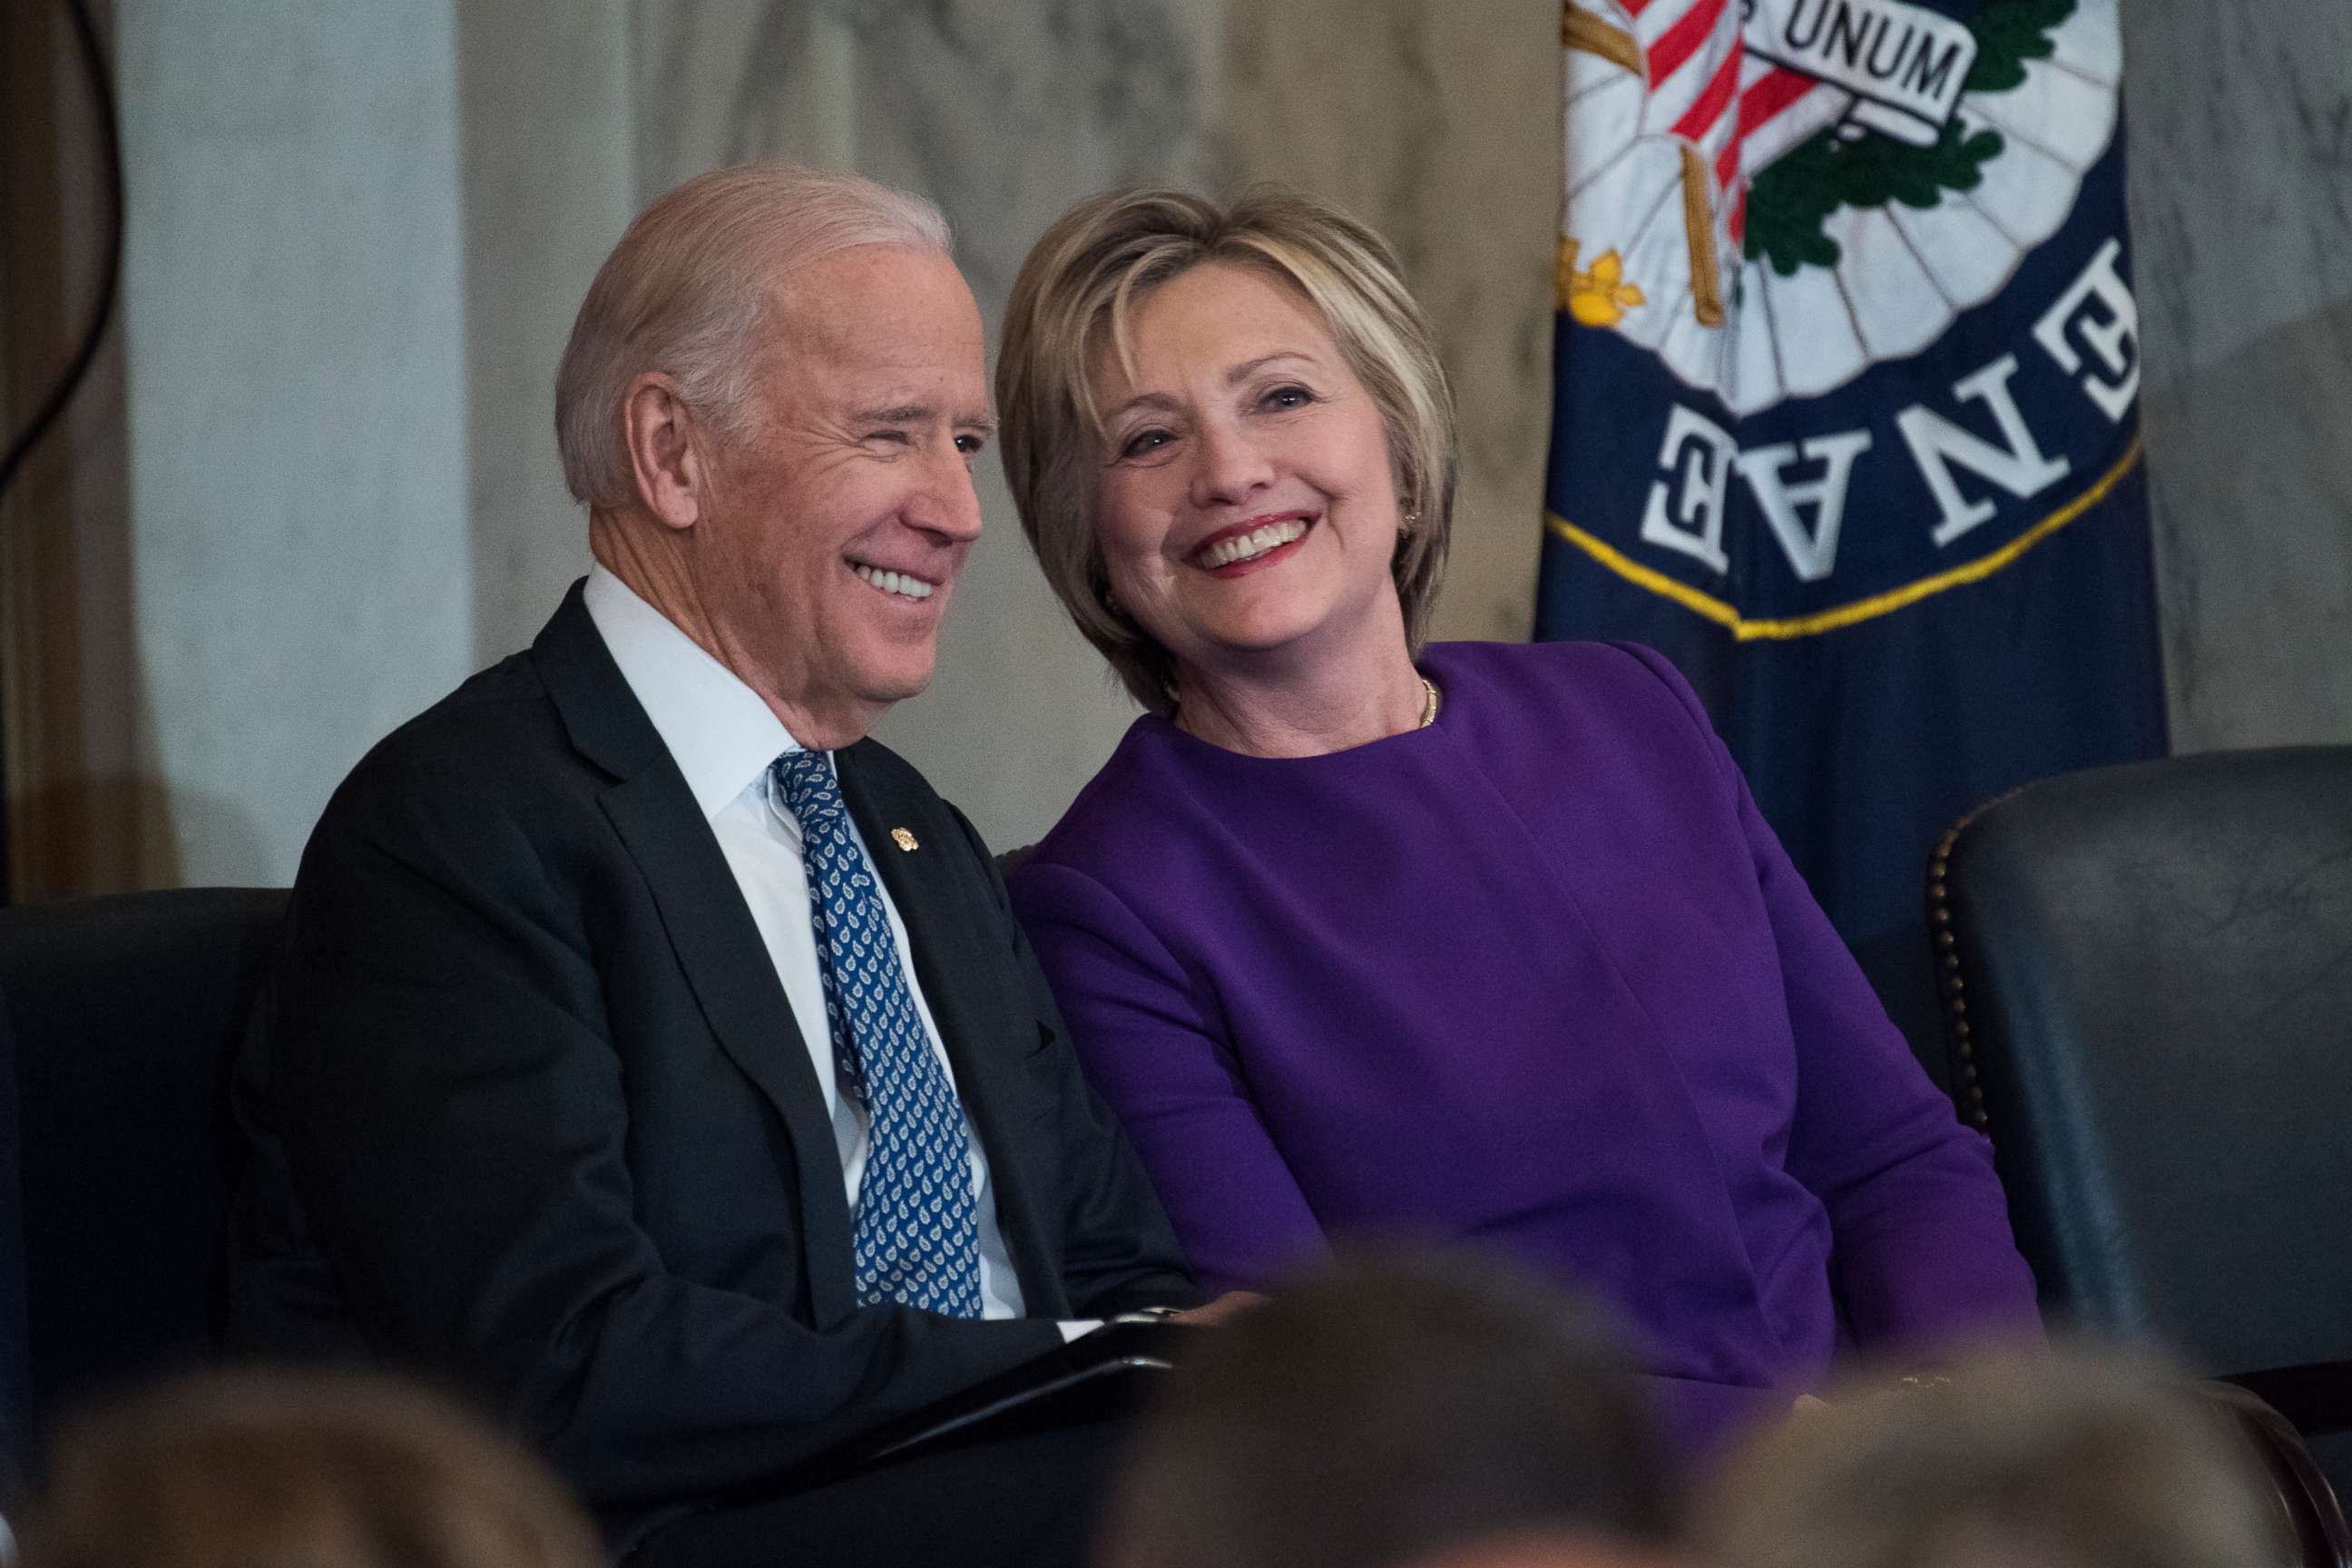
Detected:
[1926,785,2028,1136]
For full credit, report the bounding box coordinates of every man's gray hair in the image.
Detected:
[554,162,954,509]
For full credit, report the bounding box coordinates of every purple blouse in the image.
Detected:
[1009,640,2039,1459]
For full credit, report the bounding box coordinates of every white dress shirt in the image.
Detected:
[582,565,1033,1319]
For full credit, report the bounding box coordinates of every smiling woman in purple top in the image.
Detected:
[991,186,2040,1461]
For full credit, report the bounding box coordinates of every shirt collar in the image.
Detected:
[583,563,805,820]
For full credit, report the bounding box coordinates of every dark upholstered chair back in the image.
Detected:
[0,953,25,1498]
[0,888,287,1437]
[1930,748,2352,1502]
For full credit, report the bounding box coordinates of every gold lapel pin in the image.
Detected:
[890,828,919,852]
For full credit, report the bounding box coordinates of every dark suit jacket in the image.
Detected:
[230,583,1195,1544]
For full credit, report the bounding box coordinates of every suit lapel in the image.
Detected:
[838,745,1065,1316]
[533,584,857,1323]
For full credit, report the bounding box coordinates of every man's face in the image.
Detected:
[692,244,990,740]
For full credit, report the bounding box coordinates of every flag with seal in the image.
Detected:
[1534,0,2165,1067]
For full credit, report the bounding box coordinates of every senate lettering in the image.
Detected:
[2032,238,2141,424]
[1637,244,2137,588]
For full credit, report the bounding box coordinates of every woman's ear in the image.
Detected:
[622,372,709,532]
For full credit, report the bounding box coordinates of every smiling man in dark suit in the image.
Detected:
[230,164,1223,1568]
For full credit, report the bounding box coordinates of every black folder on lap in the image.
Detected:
[742,1318,1189,1499]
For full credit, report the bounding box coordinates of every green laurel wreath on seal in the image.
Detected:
[1743,0,2078,277]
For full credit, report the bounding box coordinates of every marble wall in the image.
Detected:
[114,0,475,886]
[455,2,634,660]
[2124,0,2352,753]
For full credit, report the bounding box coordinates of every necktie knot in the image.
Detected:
[771,750,845,831]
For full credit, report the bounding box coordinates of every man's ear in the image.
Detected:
[622,373,709,532]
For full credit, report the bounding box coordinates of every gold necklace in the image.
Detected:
[1175,676,1443,740]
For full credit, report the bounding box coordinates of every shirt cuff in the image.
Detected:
[1057,1318,1103,1343]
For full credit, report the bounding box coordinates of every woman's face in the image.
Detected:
[1088,261,1405,687]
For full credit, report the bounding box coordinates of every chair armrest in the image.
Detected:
[2198,1380,2352,1568]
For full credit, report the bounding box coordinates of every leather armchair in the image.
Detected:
[1928,747,2352,1551]
[0,888,286,1445]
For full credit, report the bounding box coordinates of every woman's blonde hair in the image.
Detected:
[996,186,1457,711]
[15,1367,602,1568]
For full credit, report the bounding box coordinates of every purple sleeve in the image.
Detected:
[1010,861,1330,1294]
[1622,644,2043,1350]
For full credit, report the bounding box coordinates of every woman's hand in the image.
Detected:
[1170,1289,1268,1326]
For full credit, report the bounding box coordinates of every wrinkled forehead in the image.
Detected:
[1081,253,1325,426]
[758,244,989,393]
[1083,255,1333,420]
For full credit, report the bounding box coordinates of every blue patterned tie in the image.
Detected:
[772,750,985,1318]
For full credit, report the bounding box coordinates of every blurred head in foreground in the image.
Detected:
[1696,1345,2286,1568]
[1100,1249,1675,1568]
[16,1367,600,1568]
[1399,1534,1672,1568]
